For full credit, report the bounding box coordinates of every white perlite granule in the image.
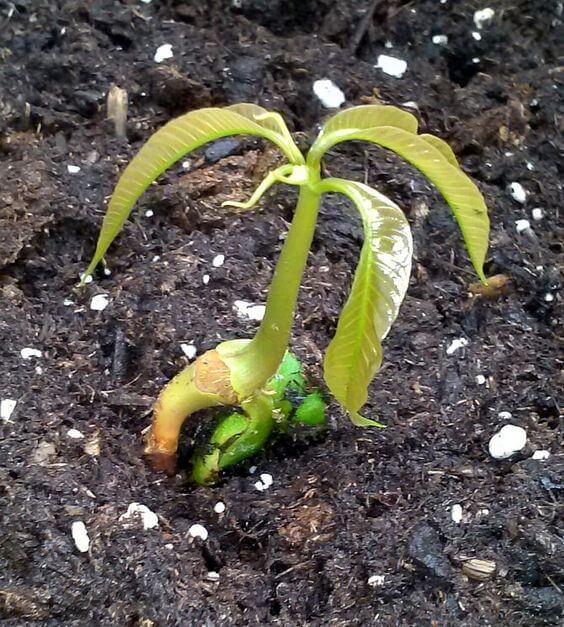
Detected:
[312,79,346,108]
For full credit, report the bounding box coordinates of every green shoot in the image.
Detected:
[82,103,490,484]
[191,352,325,485]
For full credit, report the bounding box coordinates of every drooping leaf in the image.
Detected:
[225,103,300,142]
[317,104,419,137]
[311,118,490,282]
[419,133,458,167]
[308,104,418,168]
[320,179,413,426]
[82,106,303,281]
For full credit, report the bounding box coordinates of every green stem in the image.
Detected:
[254,184,321,362]
[147,168,322,468]
[219,182,322,396]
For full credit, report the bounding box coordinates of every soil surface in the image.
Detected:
[1,1,562,625]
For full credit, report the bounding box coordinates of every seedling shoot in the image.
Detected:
[82,104,490,484]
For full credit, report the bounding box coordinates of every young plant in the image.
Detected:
[82,104,489,483]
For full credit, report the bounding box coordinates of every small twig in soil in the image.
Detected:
[349,0,379,55]
[274,560,314,580]
[545,575,563,594]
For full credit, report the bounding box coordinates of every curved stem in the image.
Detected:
[254,112,305,165]
[144,359,226,472]
[218,392,275,468]
[222,164,294,210]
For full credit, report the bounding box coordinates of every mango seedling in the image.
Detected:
[82,104,490,484]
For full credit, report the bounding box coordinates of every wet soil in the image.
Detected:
[0,0,562,624]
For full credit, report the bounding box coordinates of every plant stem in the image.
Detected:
[220,183,322,395]
[144,349,237,471]
[254,185,321,361]
[146,173,322,468]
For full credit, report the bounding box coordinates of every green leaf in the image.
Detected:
[82,106,303,281]
[318,104,419,137]
[225,103,298,139]
[419,133,458,167]
[311,113,490,282]
[320,179,413,426]
[308,104,418,169]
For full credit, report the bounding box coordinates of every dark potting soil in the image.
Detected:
[0,0,562,624]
